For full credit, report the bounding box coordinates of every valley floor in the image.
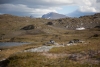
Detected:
[0,29,100,67]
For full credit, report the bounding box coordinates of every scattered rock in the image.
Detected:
[93,34,99,37]
[69,53,88,61]
[89,34,99,38]
[0,58,9,67]
[50,40,55,44]
[24,45,63,52]
[44,40,56,46]
[69,39,80,43]
[24,46,54,52]
[94,26,100,28]
[66,43,77,46]
[46,22,53,25]
[21,25,35,30]
[0,59,6,62]
[68,50,100,64]
[66,39,84,46]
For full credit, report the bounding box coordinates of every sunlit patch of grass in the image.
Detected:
[5,52,51,67]
[0,43,38,60]
[49,41,100,54]
[2,52,100,67]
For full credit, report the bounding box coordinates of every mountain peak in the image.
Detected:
[42,12,66,19]
[46,12,57,14]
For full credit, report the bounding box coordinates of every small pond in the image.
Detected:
[0,42,30,48]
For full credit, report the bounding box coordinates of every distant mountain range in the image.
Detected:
[42,12,67,19]
[66,10,96,17]
[1,11,97,19]
[41,12,97,19]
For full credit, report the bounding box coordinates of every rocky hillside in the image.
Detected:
[0,14,66,39]
[0,13,100,39]
[50,13,100,29]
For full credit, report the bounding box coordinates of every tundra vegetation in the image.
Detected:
[0,14,100,67]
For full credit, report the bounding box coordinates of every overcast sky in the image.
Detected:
[0,0,100,17]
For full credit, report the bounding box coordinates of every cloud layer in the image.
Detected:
[0,0,100,17]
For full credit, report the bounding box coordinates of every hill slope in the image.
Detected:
[0,13,100,40]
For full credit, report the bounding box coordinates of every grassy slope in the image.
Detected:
[0,14,68,41]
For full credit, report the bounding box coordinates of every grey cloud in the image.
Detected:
[0,10,29,16]
[0,0,73,8]
[96,0,100,2]
[0,0,14,4]
[0,0,69,17]
[0,3,57,17]
[0,0,100,17]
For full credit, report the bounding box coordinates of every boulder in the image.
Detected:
[21,25,35,30]
[94,26,100,28]
[50,40,55,44]
[46,22,53,25]
[69,39,80,43]
[44,40,56,46]
[93,34,99,37]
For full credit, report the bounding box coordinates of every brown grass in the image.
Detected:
[0,43,39,60]
[1,52,100,67]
